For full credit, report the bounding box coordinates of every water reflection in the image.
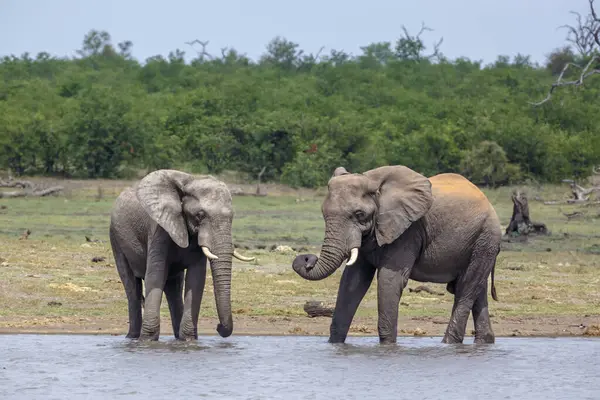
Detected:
[328,337,507,360]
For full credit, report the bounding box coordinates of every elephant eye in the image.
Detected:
[195,210,205,222]
[354,210,366,220]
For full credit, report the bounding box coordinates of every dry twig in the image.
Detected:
[530,55,600,106]
[531,0,600,105]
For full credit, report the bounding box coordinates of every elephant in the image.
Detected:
[292,165,501,345]
[109,169,255,341]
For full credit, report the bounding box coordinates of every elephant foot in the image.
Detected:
[178,331,198,341]
[178,335,198,342]
[474,331,495,344]
[139,334,159,341]
[441,334,464,344]
[379,337,397,346]
[327,335,347,344]
[140,326,160,341]
[125,332,140,339]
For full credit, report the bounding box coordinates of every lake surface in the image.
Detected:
[1,334,599,399]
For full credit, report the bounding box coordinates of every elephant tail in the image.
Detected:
[491,260,499,301]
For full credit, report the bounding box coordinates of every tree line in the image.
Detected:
[1,17,599,188]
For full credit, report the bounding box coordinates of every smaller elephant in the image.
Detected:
[109,169,255,341]
[292,165,501,345]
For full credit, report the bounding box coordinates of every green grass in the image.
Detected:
[0,192,326,247]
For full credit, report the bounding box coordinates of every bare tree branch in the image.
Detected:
[531,1,600,106]
[314,46,325,60]
[416,21,432,38]
[399,21,444,62]
[529,55,600,106]
[590,0,600,46]
[185,39,214,61]
[431,37,444,58]
[414,21,444,58]
[558,10,599,56]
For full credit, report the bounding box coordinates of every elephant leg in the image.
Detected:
[140,262,169,341]
[442,240,497,344]
[472,281,495,344]
[164,271,185,339]
[376,266,410,345]
[446,280,456,295]
[111,237,143,339]
[329,261,376,343]
[118,269,143,339]
[179,261,207,340]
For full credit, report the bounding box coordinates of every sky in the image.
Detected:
[0,0,593,65]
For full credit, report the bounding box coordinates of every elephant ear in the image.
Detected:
[135,169,194,248]
[332,166,350,177]
[328,166,351,186]
[364,166,433,247]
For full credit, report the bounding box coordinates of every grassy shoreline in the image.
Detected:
[1,177,600,338]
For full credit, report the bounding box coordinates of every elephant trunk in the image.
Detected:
[206,229,234,338]
[293,221,352,281]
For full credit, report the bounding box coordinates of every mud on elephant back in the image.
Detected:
[109,169,255,341]
[292,165,502,345]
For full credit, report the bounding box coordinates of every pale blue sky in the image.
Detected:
[0,0,592,65]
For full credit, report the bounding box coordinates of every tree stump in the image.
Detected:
[505,190,549,237]
[303,300,334,318]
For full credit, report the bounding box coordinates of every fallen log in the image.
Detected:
[0,186,63,198]
[303,300,334,318]
[408,285,445,296]
[0,179,34,189]
[561,210,586,220]
[560,179,600,203]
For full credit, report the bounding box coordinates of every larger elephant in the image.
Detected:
[292,165,501,345]
[109,169,254,341]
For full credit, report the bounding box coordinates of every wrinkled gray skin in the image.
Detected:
[109,169,254,341]
[292,165,501,345]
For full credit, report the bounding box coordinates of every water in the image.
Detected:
[1,334,599,399]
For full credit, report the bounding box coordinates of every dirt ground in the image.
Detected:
[1,314,598,339]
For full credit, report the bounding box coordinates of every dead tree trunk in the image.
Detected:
[566,181,600,203]
[505,190,549,237]
[255,166,267,196]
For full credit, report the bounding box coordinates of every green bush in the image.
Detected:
[1,29,599,184]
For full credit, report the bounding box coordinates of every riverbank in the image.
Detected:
[1,314,599,338]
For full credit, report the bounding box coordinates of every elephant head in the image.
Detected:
[136,169,254,337]
[292,165,433,281]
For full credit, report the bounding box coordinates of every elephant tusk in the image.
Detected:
[345,248,359,266]
[201,246,219,260]
[233,249,255,262]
